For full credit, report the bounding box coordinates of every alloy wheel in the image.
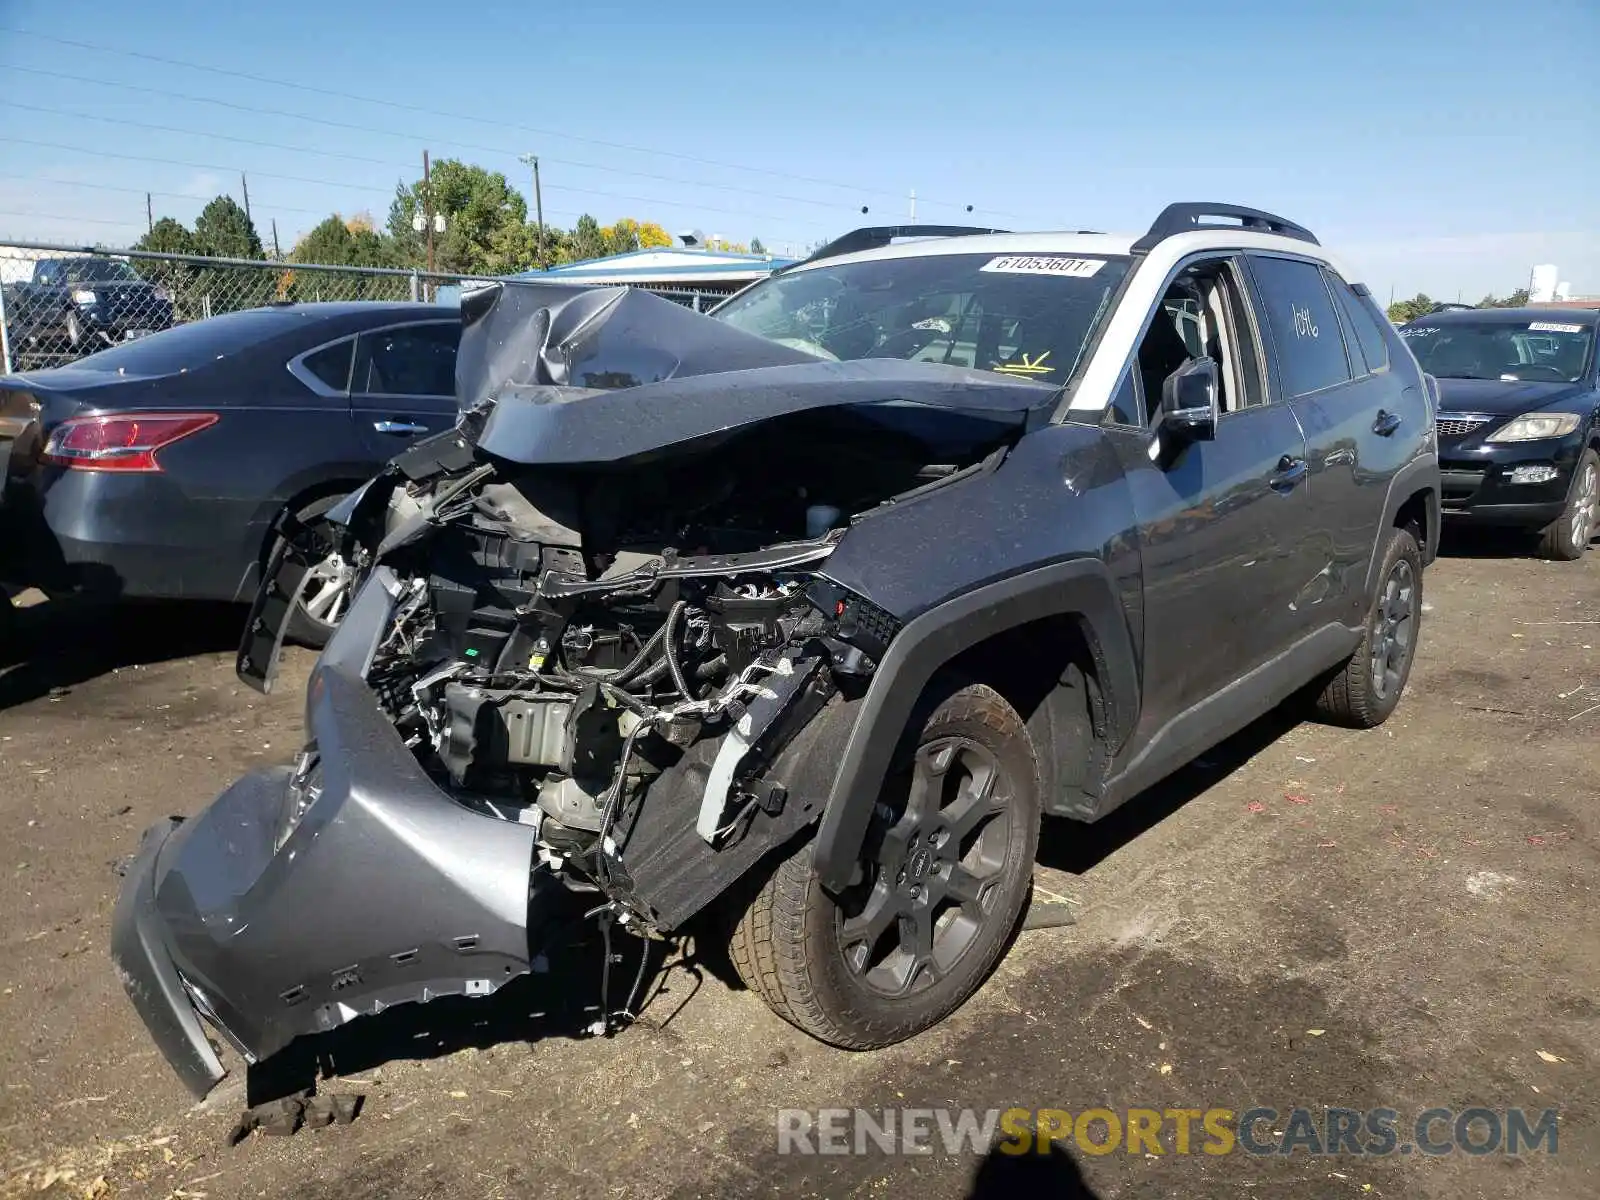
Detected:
[1370,558,1416,701]
[837,737,1016,998]
[298,546,355,629]
[1571,462,1597,549]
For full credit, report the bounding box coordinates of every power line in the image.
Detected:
[9,103,841,229]
[0,208,140,229]
[25,175,343,220]
[3,100,408,169]
[0,135,401,196]
[0,25,1021,219]
[4,64,884,216]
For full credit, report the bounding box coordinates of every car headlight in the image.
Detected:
[1485,413,1581,443]
[70,288,98,305]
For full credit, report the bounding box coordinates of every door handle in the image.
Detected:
[373,420,429,435]
[1270,454,1309,492]
[1372,410,1402,437]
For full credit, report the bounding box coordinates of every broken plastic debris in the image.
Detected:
[1246,801,1266,814]
[1536,1050,1565,1063]
[1159,1063,1173,1075]
[1306,1029,1325,1037]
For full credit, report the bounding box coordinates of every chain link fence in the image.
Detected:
[0,241,744,373]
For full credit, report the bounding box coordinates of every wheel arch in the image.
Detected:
[812,558,1140,892]
[1367,457,1441,587]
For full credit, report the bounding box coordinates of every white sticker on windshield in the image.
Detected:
[1528,321,1584,333]
[980,255,1106,278]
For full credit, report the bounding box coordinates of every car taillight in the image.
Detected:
[41,412,219,472]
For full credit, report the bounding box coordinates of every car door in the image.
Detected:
[348,321,461,459]
[1244,255,1414,631]
[1112,254,1313,735]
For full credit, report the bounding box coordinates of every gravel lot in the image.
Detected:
[1,538,1595,1199]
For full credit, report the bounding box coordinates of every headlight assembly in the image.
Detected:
[1486,413,1581,443]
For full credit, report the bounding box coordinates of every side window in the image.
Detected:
[298,339,353,392]
[1247,256,1354,397]
[357,323,459,396]
[1134,257,1266,421]
[1327,274,1389,375]
[1107,369,1141,426]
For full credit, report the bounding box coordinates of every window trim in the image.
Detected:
[351,319,460,401]
[1093,250,1274,431]
[1241,250,1362,402]
[286,334,356,398]
[1326,270,1391,378]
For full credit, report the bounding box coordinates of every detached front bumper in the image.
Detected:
[110,572,546,1097]
[110,816,228,1098]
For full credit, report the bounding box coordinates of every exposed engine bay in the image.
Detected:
[349,406,1003,928]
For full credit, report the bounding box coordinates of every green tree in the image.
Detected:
[750,236,767,255]
[190,196,271,313]
[193,196,263,260]
[1476,288,1531,309]
[1387,294,1437,324]
[567,214,610,263]
[386,160,535,276]
[285,215,407,301]
[132,217,203,321]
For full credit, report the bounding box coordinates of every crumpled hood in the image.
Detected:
[457,282,1055,466]
[1434,377,1592,417]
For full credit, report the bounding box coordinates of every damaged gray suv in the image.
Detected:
[113,205,1442,1097]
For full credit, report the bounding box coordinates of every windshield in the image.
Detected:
[35,258,141,285]
[1400,319,1595,383]
[713,251,1132,386]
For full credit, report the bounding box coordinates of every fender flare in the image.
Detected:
[812,558,1139,892]
[1365,455,1441,593]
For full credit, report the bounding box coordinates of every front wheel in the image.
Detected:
[274,495,356,650]
[1537,449,1598,561]
[1313,527,1423,728]
[728,681,1040,1048]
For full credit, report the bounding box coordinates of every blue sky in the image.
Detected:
[1,0,1596,298]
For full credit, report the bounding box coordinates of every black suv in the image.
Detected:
[1400,308,1598,559]
[112,205,1441,1097]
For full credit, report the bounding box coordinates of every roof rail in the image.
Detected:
[1131,203,1318,254]
[790,224,1009,269]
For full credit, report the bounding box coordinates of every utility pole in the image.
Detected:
[422,149,435,275]
[146,193,153,235]
[519,152,545,269]
[271,219,281,260]
[909,189,916,221]
[240,173,252,224]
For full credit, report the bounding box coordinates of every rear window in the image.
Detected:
[57,308,314,376]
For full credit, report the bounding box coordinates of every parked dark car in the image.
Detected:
[1400,308,1599,559]
[3,257,176,363]
[0,302,461,645]
[111,207,1440,1099]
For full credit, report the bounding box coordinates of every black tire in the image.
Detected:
[728,681,1041,1048]
[276,494,355,651]
[1536,449,1598,562]
[1314,527,1422,728]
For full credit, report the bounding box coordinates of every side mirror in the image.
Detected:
[1159,357,1219,441]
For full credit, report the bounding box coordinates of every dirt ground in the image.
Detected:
[0,534,1595,1199]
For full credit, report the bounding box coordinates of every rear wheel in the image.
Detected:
[1537,449,1598,561]
[1313,527,1422,728]
[728,682,1040,1048]
[275,494,356,650]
